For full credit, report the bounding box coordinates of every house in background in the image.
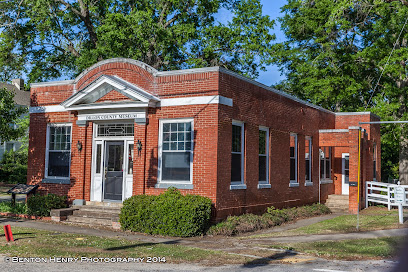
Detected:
[28,58,380,221]
[0,79,30,160]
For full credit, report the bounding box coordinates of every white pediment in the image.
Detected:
[61,75,160,110]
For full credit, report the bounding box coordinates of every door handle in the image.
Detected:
[104,167,108,178]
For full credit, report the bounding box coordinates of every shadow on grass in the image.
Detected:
[0,232,36,241]
[242,250,297,267]
[105,239,181,251]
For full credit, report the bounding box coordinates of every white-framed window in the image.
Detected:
[305,136,312,185]
[157,119,194,186]
[373,143,377,181]
[258,127,270,189]
[320,146,332,183]
[45,123,72,179]
[5,142,15,152]
[290,133,298,186]
[231,121,246,189]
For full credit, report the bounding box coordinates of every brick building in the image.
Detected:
[28,58,380,220]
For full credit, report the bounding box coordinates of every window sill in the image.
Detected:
[320,180,333,184]
[258,184,271,189]
[289,183,299,188]
[155,183,193,189]
[230,184,247,190]
[42,178,70,184]
[305,182,314,187]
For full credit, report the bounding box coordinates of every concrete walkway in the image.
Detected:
[1,214,407,267]
[1,213,407,246]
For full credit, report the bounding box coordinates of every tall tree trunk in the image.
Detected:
[399,93,408,184]
[399,132,408,184]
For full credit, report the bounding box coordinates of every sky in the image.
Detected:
[217,0,288,86]
[257,0,288,86]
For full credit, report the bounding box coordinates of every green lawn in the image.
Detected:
[268,236,404,259]
[245,207,406,239]
[0,227,247,265]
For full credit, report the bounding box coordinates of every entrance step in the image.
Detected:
[85,201,123,208]
[65,204,122,229]
[325,194,349,213]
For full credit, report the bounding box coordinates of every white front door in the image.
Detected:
[342,153,350,195]
[90,123,134,202]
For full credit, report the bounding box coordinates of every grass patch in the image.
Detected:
[268,237,404,259]
[208,203,331,236]
[246,207,405,239]
[0,201,26,214]
[0,227,247,265]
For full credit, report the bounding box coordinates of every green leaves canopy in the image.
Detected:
[273,0,408,180]
[0,0,275,82]
[0,88,28,142]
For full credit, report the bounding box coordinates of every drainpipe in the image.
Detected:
[319,147,321,204]
[82,124,87,202]
[142,121,148,195]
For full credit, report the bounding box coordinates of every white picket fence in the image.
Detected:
[366,181,408,210]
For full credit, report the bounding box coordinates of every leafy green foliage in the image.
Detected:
[1,0,275,82]
[27,194,68,217]
[0,88,28,142]
[0,201,27,214]
[120,188,212,237]
[208,203,331,236]
[273,0,408,181]
[0,148,28,184]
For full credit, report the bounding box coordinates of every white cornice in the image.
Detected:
[30,80,75,87]
[319,129,349,133]
[335,112,381,120]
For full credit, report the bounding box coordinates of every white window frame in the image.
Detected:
[157,118,194,189]
[319,146,333,184]
[305,136,313,186]
[44,123,72,181]
[289,133,299,187]
[230,120,246,190]
[258,127,271,189]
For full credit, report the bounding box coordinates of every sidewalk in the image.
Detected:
[1,214,407,265]
[1,213,407,246]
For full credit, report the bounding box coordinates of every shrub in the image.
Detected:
[120,188,212,237]
[208,203,331,236]
[27,194,68,217]
[0,149,28,184]
[0,201,27,214]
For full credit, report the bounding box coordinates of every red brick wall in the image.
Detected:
[215,73,336,219]
[96,90,132,103]
[28,59,381,220]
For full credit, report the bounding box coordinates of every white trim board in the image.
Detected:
[30,95,233,113]
[158,95,232,107]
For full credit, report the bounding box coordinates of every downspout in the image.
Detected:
[357,128,362,230]
[318,145,321,204]
[142,121,148,195]
[82,124,87,202]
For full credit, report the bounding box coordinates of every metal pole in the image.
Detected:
[357,129,361,231]
[359,121,408,124]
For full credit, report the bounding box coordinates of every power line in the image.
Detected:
[365,15,408,110]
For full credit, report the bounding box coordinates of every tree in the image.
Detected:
[273,0,408,182]
[0,0,275,82]
[0,88,28,142]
